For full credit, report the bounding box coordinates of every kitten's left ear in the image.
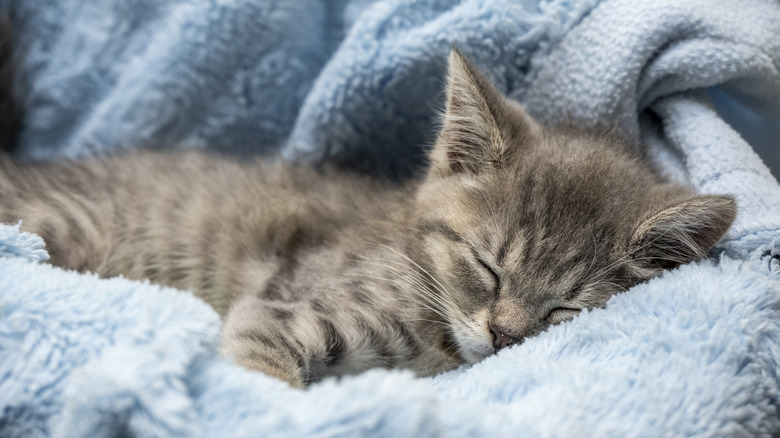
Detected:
[628,195,737,274]
[429,49,539,178]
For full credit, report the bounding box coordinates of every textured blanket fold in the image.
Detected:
[2,0,780,436]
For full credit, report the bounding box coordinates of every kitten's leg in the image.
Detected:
[221,294,408,388]
[221,296,311,386]
[221,295,345,387]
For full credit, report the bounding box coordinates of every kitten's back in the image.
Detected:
[0,150,408,314]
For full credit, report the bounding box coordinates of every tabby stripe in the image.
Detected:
[396,323,421,357]
[347,280,372,305]
[310,299,327,314]
[55,185,103,237]
[417,220,463,243]
[45,193,87,247]
[163,195,185,282]
[549,254,579,284]
[259,259,298,301]
[341,252,359,269]
[235,331,276,348]
[198,218,219,292]
[364,325,397,368]
[319,317,345,366]
[237,331,303,364]
[269,306,293,321]
[167,241,190,284]
[496,236,511,266]
[261,280,286,301]
[38,219,60,256]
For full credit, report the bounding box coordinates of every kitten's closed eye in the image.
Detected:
[546,308,581,324]
[476,256,501,293]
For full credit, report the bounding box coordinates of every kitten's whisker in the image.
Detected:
[588,229,679,280]
[590,225,695,280]
[399,317,451,326]
[350,258,453,317]
[589,253,675,281]
[588,248,649,281]
[352,257,445,304]
[370,242,457,308]
[387,262,471,328]
[357,243,473,334]
[357,249,457,313]
[399,288,452,318]
[348,266,447,316]
[587,280,627,293]
[584,229,599,279]
[437,336,463,358]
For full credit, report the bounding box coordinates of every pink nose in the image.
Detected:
[490,325,517,351]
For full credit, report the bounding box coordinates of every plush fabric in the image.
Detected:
[1,0,779,436]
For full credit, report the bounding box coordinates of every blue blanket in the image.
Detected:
[2,0,780,436]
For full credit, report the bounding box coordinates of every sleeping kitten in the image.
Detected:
[0,48,736,387]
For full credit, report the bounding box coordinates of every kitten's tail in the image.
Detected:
[0,15,21,154]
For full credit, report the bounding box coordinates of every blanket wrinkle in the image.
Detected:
[0,221,48,261]
[1,0,780,436]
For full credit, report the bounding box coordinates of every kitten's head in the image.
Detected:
[409,49,736,363]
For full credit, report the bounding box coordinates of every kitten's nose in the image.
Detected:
[489,325,516,351]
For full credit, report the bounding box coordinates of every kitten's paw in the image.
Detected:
[236,357,306,388]
[259,363,306,388]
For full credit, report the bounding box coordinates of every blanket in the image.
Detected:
[2,0,780,436]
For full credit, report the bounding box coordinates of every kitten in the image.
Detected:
[0,42,736,386]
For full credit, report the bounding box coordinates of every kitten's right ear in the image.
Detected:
[628,195,737,275]
[428,49,538,178]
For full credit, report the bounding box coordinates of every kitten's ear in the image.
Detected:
[628,195,736,274]
[429,49,538,177]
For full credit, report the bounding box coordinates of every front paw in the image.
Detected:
[221,335,307,387]
[242,358,306,388]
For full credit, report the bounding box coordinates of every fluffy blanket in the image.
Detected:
[2,0,780,436]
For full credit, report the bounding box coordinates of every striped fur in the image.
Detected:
[0,47,736,387]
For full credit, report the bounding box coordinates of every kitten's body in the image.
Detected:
[0,42,737,386]
[2,152,460,382]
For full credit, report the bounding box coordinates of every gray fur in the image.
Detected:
[0,45,736,386]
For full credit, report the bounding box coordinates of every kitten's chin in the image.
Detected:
[459,345,495,364]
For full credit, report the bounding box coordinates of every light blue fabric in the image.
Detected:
[2,0,780,436]
[0,222,48,261]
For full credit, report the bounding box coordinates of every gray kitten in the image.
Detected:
[0,41,736,386]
